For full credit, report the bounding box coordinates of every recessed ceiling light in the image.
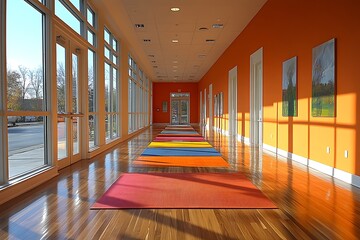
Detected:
[212,23,224,29]
[172,39,179,43]
[170,7,180,12]
[135,24,144,28]
[143,39,151,42]
[199,27,209,31]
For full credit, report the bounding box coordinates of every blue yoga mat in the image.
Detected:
[141,147,221,156]
[160,130,199,134]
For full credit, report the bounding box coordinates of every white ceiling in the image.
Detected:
[94,0,267,82]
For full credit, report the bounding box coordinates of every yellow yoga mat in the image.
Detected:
[148,141,212,148]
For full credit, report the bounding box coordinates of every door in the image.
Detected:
[250,48,263,146]
[208,84,213,134]
[56,37,84,169]
[170,93,190,125]
[228,67,238,138]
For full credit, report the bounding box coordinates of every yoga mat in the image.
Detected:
[141,147,221,156]
[157,134,201,137]
[92,173,277,209]
[133,156,229,167]
[153,137,205,142]
[148,141,212,148]
[160,130,199,134]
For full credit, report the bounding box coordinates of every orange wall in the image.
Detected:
[153,83,199,124]
[199,0,360,175]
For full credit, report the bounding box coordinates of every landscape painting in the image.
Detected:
[312,39,335,117]
[282,56,297,116]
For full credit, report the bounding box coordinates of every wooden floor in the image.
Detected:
[1,126,360,239]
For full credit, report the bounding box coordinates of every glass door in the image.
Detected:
[56,38,84,169]
[170,93,190,125]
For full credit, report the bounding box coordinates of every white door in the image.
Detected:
[204,88,207,132]
[250,48,263,146]
[200,91,203,133]
[208,84,213,133]
[228,67,238,138]
[56,36,84,169]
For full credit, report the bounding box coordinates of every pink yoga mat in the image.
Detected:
[154,136,205,142]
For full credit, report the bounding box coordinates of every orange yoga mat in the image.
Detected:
[133,156,229,167]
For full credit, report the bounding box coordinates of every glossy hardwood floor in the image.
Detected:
[1,125,360,239]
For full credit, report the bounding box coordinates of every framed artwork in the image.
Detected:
[312,38,336,117]
[219,92,223,116]
[282,56,297,116]
[214,94,219,117]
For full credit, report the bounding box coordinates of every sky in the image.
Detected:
[6,0,43,70]
[6,0,79,71]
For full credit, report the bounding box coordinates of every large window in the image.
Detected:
[128,55,150,133]
[104,27,120,142]
[87,4,97,150]
[5,0,49,179]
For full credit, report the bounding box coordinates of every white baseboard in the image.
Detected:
[262,143,360,188]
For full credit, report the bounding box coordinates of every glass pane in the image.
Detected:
[112,55,117,65]
[87,30,95,46]
[69,0,80,11]
[57,117,67,160]
[112,39,117,51]
[180,100,189,124]
[104,47,110,60]
[89,114,96,149]
[104,63,110,112]
[55,0,81,35]
[105,114,110,141]
[104,28,110,44]
[112,68,118,112]
[112,114,118,138]
[73,117,79,154]
[56,44,66,113]
[171,100,179,124]
[87,7,94,27]
[8,118,46,178]
[7,0,45,111]
[88,49,95,112]
[72,53,79,113]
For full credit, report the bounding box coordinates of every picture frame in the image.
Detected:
[312,38,336,117]
[282,56,297,117]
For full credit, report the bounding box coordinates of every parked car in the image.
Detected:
[25,116,36,122]
[7,115,21,126]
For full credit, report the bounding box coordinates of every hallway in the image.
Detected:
[0,126,359,239]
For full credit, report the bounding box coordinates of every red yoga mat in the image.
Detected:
[92,173,277,209]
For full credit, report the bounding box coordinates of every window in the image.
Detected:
[55,0,82,35]
[6,0,49,179]
[128,56,150,133]
[88,49,97,149]
[104,27,120,142]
